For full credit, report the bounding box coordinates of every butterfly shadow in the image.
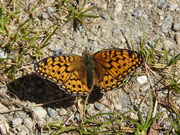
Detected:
[84,88,104,103]
[7,73,76,108]
[7,74,103,108]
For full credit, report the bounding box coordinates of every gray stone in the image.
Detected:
[100,12,109,19]
[147,41,155,48]
[23,117,34,131]
[175,33,180,45]
[14,111,26,119]
[11,118,23,127]
[134,9,142,17]
[31,107,47,121]
[150,0,158,3]
[94,102,105,111]
[47,107,56,118]
[140,83,150,92]
[123,97,130,102]
[114,2,123,15]
[41,12,49,19]
[129,112,139,120]
[17,125,30,135]
[112,24,121,34]
[114,0,122,4]
[74,112,80,122]
[170,2,178,11]
[64,39,75,47]
[59,108,67,116]
[145,10,151,15]
[173,21,180,31]
[92,40,99,51]
[0,50,7,59]
[77,25,83,32]
[157,0,167,9]
[161,15,173,32]
[86,104,95,116]
[114,104,122,111]
[137,76,148,85]
[101,108,111,119]
[47,7,55,12]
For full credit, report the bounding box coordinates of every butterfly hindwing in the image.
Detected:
[61,70,91,95]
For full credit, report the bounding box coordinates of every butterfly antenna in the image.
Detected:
[120,29,131,50]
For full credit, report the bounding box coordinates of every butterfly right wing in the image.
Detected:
[93,49,143,92]
[34,55,91,95]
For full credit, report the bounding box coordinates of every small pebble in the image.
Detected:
[114,104,122,111]
[137,76,148,85]
[140,83,150,92]
[134,9,142,17]
[0,50,7,59]
[170,2,178,11]
[11,118,23,127]
[114,0,121,4]
[129,112,138,120]
[31,107,47,121]
[114,3,122,15]
[94,102,105,111]
[47,107,56,118]
[86,104,95,116]
[112,24,121,34]
[150,0,158,3]
[101,108,111,119]
[18,125,30,135]
[23,118,34,131]
[100,12,109,19]
[157,0,167,9]
[147,41,155,48]
[14,111,26,119]
[160,15,173,32]
[173,21,180,31]
[74,112,80,122]
[47,7,55,12]
[59,108,67,116]
[175,33,180,45]
[41,12,49,19]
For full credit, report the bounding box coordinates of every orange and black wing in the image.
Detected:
[93,49,143,92]
[34,55,91,95]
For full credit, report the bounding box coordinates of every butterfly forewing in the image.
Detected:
[35,54,91,95]
[93,49,143,92]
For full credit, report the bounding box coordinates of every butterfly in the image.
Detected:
[34,49,143,95]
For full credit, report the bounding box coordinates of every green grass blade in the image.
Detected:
[39,25,58,49]
[167,53,180,67]
[79,0,87,13]
[134,105,145,126]
[144,90,153,129]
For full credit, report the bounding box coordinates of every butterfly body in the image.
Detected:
[81,51,97,91]
[35,49,143,95]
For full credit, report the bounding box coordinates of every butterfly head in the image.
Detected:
[82,50,93,66]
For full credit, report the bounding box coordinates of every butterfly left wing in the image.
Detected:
[34,55,91,95]
[93,49,143,92]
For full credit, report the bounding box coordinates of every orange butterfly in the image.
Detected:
[34,49,143,95]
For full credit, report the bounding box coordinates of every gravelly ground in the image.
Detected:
[0,0,180,134]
